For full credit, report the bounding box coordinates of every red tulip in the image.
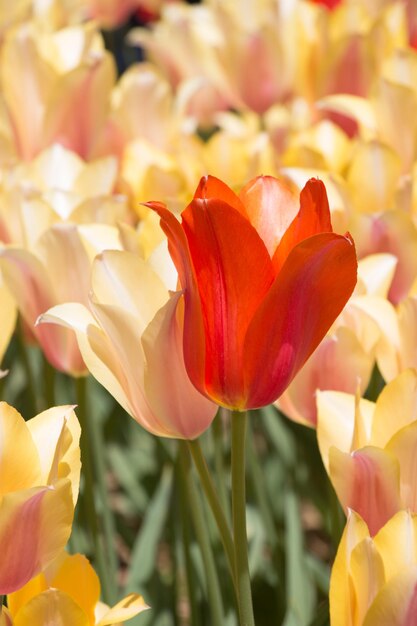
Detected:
[149,175,357,410]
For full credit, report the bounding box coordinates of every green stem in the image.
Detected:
[231,410,255,626]
[212,411,231,525]
[176,457,202,626]
[75,376,115,604]
[247,420,277,548]
[187,439,236,584]
[179,442,225,625]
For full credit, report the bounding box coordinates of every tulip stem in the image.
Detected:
[179,441,225,625]
[187,438,236,585]
[75,376,117,605]
[231,409,255,626]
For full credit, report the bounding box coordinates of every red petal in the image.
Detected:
[239,176,299,257]
[272,178,333,273]
[243,232,357,408]
[181,193,275,408]
[146,201,207,397]
[193,175,248,216]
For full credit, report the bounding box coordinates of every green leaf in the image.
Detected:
[125,466,173,592]
[282,490,316,626]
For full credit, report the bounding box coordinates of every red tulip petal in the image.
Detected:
[239,176,299,257]
[194,175,247,217]
[243,232,357,408]
[273,178,333,273]
[147,201,207,396]
[181,194,275,407]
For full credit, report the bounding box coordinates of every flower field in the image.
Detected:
[0,0,416,624]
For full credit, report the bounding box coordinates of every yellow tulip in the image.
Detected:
[7,552,148,626]
[330,509,417,626]
[39,247,217,439]
[317,369,417,535]
[0,402,80,593]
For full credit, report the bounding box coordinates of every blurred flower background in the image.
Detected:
[1,0,417,624]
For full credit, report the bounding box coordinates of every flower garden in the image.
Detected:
[0,0,416,624]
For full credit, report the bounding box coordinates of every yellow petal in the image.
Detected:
[385,422,417,512]
[27,405,81,505]
[7,573,47,619]
[357,254,397,299]
[349,537,385,626]
[97,593,149,625]
[13,589,89,626]
[49,554,100,625]
[91,250,168,331]
[329,510,370,626]
[0,402,42,494]
[316,391,374,470]
[373,511,417,581]
[371,370,417,448]
[363,567,417,626]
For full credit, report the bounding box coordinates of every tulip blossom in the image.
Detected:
[6,552,148,626]
[149,175,357,410]
[317,369,417,535]
[0,223,122,375]
[0,144,131,250]
[0,402,80,594]
[39,246,217,439]
[0,21,115,161]
[330,509,417,626]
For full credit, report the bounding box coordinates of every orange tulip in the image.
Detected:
[150,175,357,410]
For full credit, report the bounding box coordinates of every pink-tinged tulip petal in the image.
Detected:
[96,593,149,625]
[238,176,299,257]
[273,178,333,273]
[26,406,81,505]
[329,446,401,536]
[357,254,397,299]
[0,245,84,375]
[7,574,47,619]
[0,402,42,494]
[142,292,217,439]
[355,211,417,305]
[243,233,357,409]
[278,327,373,427]
[373,511,417,582]
[362,568,417,626]
[13,589,89,626]
[371,369,417,448]
[0,479,73,593]
[330,510,370,626]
